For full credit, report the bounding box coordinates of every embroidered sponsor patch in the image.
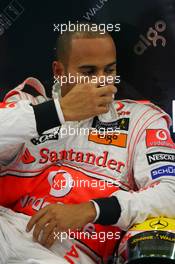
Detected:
[21,148,36,164]
[151,165,175,179]
[146,129,175,149]
[31,128,60,145]
[92,117,129,131]
[88,131,127,148]
[147,152,175,165]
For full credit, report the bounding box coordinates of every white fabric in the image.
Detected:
[54,99,65,124]
[0,207,95,264]
[90,200,100,223]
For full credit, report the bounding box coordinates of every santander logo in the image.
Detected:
[39,148,125,173]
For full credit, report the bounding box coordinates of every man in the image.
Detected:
[0,26,175,264]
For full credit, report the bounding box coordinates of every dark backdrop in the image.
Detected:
[0,0,174,139]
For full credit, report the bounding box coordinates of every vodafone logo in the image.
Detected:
[48,170,73,197]
[156,130,168,141]
[146,129,175,149]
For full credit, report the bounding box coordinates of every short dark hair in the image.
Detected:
[55,22,111,65]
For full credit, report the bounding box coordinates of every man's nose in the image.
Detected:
[96,71,106,87]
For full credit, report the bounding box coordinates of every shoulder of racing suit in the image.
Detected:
[3,77,49,104]
[0,78,60,166]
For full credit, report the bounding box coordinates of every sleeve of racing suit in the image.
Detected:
[93,117,175,230]
[0,100,62,165]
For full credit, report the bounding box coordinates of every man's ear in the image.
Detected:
[52,61,65,78]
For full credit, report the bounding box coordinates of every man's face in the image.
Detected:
[55,36,117,96]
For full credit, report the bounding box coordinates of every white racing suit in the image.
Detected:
[0,77,175,264]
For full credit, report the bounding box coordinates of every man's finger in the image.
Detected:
[45,228,59,248]
[96,105,109,115]
[40,220,57,246]
[33,215,53,242]
[98,96,113,106]
[26,207,48,232]
[96,85,117,96]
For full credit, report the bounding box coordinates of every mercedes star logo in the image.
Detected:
[149,219,168,229]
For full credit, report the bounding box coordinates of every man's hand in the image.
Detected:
[60,84,117,121]
[26,202,96,248]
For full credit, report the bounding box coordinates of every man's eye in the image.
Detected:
[82,70,95,76]
[105,69,116,74]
